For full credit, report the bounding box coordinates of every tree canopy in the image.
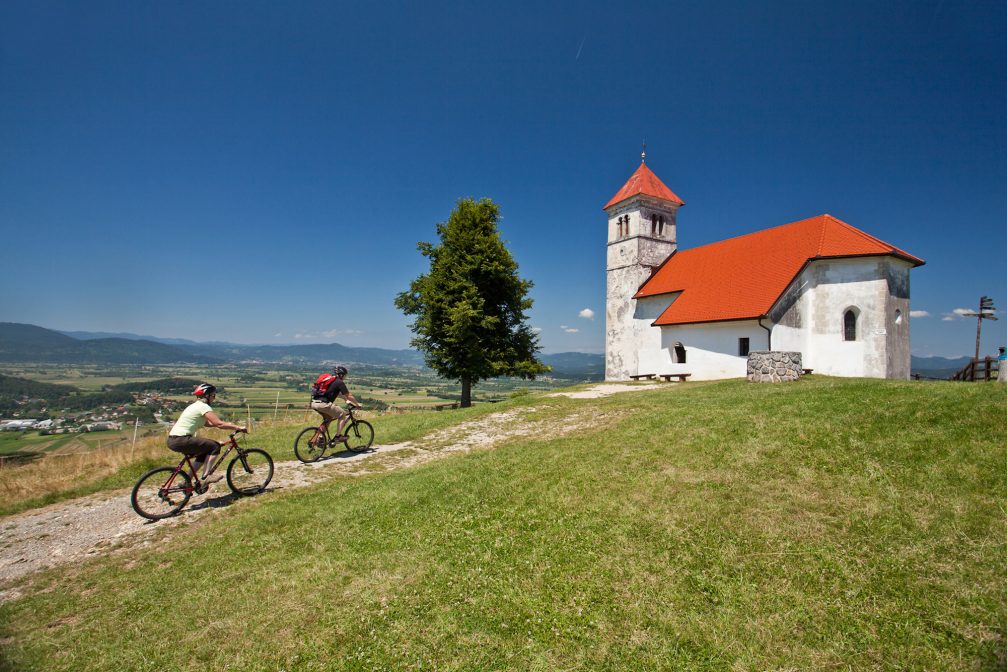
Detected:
[394,198,548,406]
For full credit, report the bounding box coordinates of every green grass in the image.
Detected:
[1,378,1006,670]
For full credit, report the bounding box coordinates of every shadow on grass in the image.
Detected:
[316,446,375,461]
[137,486,276,524]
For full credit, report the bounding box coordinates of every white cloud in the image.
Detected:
[322,328,363,338]
[941,316,956,322]
[909,310,929,318]
[531,326,543,334]
[562,326,579,333]
[953,307,973,317]
[274,332,283,337]
[578,308,595,320]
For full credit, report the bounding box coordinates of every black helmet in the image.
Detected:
[333,365,348,376]
[193,383,217,398]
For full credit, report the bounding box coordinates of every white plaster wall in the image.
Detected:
[650,321,767,380]
[771,258,912,378]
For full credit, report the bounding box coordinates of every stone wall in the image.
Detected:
[747,350,802,383]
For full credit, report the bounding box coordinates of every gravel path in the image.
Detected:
[0,386,654,602]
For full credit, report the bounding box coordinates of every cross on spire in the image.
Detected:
[641,141,646,164]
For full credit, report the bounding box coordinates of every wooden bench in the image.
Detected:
[802,368,813,375]
[629,373,656,380]
[659,373,692,382]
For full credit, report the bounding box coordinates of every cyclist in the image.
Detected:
[310,365,361,441]
[167,383,246,484]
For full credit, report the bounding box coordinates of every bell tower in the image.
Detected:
[604,153,683,380]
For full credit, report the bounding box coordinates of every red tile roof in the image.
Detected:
[635,214,925,326]
[604,162,685,210]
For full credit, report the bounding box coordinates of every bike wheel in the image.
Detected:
[294,426,326,463]
[345,420,374,453]
[227,448,274,496]
[131,467,192,520]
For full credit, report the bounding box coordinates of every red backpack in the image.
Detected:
[311,373,337,397]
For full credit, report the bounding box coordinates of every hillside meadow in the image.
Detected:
[1,377,1006,670]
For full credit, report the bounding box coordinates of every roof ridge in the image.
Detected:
[674,215,822,254]
[815,214,830,257]
[825,214,890,249]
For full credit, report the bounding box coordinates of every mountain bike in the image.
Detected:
[131,431,274,521]
[294,405,374,462]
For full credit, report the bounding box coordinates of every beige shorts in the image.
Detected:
[310,399,346,422]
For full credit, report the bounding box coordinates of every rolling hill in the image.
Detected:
[0,323,220,365]
[5,323,605,378]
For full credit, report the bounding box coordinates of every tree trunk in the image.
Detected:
[460,378,472,408]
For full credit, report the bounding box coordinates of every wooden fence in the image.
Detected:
[950,357,1001,382]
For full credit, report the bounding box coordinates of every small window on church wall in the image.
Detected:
[651,214,657,235]
[739,337,750,356]
[844,309,857,341]
[659,215,665,236]
[894,309,902,325]
[674,343,687,364]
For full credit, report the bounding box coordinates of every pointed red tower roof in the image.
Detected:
[604,162,684,210]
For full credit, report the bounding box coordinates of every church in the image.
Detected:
[605,157,925,381]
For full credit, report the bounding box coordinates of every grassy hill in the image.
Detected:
[1,377,1005,670]
[0,323,220,365]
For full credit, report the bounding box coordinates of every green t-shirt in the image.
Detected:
[169,400,212,437]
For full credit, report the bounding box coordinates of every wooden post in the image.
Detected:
[273,391,280,421]
[130,416,139,459]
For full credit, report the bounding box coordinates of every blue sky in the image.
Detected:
[1,1,1004,357]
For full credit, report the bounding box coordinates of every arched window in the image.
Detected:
[674,342,687,364]
[651,214,657,235]
[659,215,665,236]
[894,309,902,325]
[617,216,623,238]
[843,309,858,341]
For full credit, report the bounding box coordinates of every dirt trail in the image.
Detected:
[0,384,664,602]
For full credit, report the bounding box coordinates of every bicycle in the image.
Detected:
[131,431,274,521]
[294,405,374,463]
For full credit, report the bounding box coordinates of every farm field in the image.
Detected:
[0,363,585,414]
[0,363,590,466]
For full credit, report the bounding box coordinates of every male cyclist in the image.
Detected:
[167,383,246,484]
[309,366,361,440]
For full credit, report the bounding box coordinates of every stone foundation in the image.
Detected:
[747,351,802,383]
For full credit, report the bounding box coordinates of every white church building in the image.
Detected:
[605,158,925,381]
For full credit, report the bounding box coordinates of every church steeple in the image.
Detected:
[604,159,683,380]
[604,161,684,211]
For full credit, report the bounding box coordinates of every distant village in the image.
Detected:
[0,391,183,434]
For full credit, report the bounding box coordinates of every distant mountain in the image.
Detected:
[540,352,605,379]
[179,342,427,367]
[58,330,203,346]
[910,355,972,379]
[0,323,221,365]
[7,323,605,377]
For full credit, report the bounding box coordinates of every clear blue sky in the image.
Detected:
[1,1,1004,357]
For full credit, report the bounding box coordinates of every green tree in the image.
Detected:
[395,198,549,407]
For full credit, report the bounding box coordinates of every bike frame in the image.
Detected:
[161,431,243,495]
[315,406,359,441]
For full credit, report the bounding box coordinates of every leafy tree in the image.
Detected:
[395,198,548,407]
